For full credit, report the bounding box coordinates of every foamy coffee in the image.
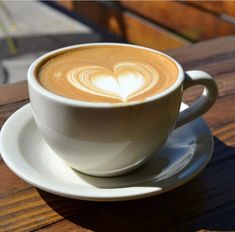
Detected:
[38,45,178,103]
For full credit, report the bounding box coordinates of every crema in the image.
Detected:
[38,45,178,103]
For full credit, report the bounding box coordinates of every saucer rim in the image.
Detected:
[0,103,213,201]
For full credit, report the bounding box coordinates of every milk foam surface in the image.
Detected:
[38,45,178,103]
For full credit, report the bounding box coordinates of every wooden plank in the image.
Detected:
[168,36,235,64]
[210,122,235,166]
[120,1,235,41]
[0,81,28,106]
[56,1,189,50]
[119,12,189,50]
[0,188,96,232]
[37,219,91,232]
[0,188,63,232]
[0,100,28,128]
[203,93,235,129]
[174,199,235,231]
[0,161,31,198]
[188,1,235,18]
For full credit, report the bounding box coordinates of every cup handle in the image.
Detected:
[175,70,218,128]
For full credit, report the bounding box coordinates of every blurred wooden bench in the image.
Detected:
[56,1,235,51]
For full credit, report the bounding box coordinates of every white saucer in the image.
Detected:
[0,103,213,201]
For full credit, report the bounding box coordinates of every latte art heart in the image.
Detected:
[67,62,159,102]
[38,45,178,103]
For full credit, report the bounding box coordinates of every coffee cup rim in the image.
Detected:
[28,43,184,108]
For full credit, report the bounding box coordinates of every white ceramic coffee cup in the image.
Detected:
[28,43,218,177]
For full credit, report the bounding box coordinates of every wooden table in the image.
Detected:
[0,36,235,232]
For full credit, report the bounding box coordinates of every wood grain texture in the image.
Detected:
[188,1,235,18]
[120,1,235,41]
[37,219,92,232]
[56,1,189,50]
[1,36,235,231]
[0,100,28,128]
[0,81,28,106]
[0,161,31,198]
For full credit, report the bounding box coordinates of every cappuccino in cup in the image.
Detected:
[28,43,218,177]
[38,45,178,103]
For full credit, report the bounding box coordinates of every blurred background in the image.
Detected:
[1,0,235,85]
